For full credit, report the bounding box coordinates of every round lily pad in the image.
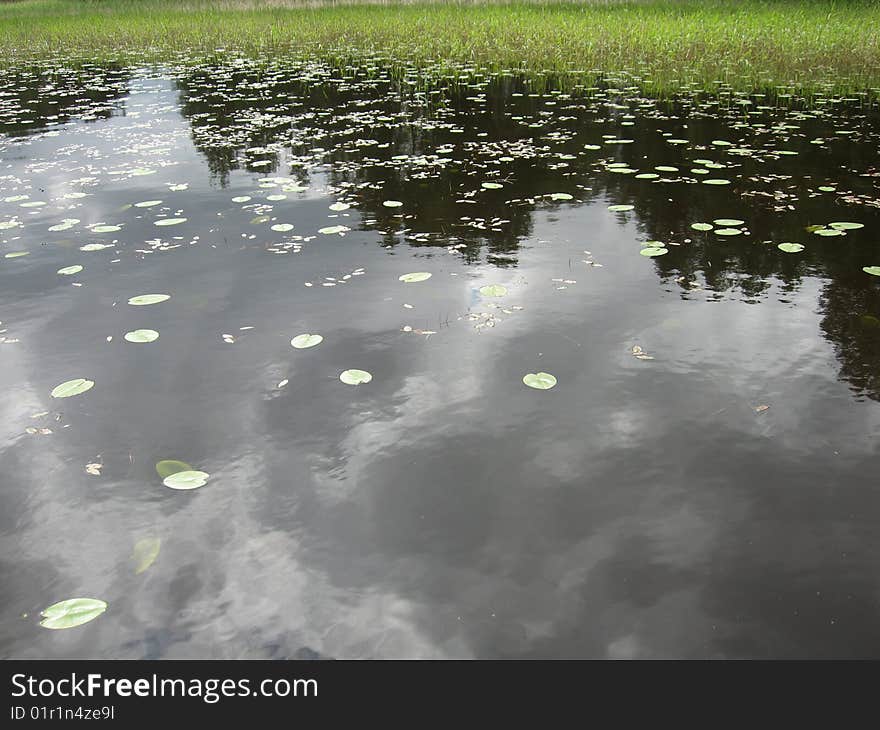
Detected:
[340,369,372,385]
[51,378,94,398]
[291,333,323,349]
[40,598,107,630]
[523,372,557,390]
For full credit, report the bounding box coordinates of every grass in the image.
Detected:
[1,1,880,95]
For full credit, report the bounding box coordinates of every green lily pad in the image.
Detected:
[155,459,192,479]
[124,329,159,343]
[523,372,557,390]
[479,284,508,297]
[340,369,372,385]
[134,200,162,208]
[163,470,209,490]
[154,218,187,227]
[40,598,107,630]
[702,179,731,185]
[57,265,83,276]
[383,200,403,208]
[608,204,634,212]
[291,333,323,349]
[51,378,94,398]
[690,223,713,231]
[133,537,161,574]
[128,294,170,306]
[778,243,804,253]
[481,182,503,189]
[715,228,743,236]
[863,266,880,277]
[828,222,864,231]
[640,246,669,257]
[271,223,294,232]
[713,219,744,226]
[399,272,432,283]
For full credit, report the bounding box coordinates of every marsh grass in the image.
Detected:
[2,1,880,94]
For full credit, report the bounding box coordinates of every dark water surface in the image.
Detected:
[2,61,880,658]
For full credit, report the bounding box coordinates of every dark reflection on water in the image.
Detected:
[1,60,880,659]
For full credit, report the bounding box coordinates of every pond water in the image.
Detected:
[2,60,880,658]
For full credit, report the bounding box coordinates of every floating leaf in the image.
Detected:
[863,266,880,277]
[479,284,508,297]
[40,598,106,630]
[291,333,323,349]
[128,294,170,306]
[57,265,83,276]
[124,329,159,343]
[163,470,209,490]
[154,218,186,227]
[271,223,294,232]
[80,243,112,251]
[828,222,864,231]
[133,537,161,574]
[702,179,731,185]
[523,372,557,390]
[231,196,251,203]
[777,243,804,253]
[608,204,634,212]
[318,225,350,235]
[690,223,713,231]
[713,218,744,226]
[91,225,121,233]
[399,272,432,283]
[340,369,372,385]
[134,200,162,208]
[4,251,28,258]
[715,228,743,236]
[329,202,350,211]
[814,228,844,237]
[382,200,403,208]
[549,192,573,200]
[51,378,94,398]
[639,246,668,257]
[155,459,191,479]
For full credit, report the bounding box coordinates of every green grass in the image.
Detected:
[2,1,880,94]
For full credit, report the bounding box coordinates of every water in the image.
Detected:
[2,60,880,658]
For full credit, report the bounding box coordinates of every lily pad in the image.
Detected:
[863,266,880,277]
[479,284,508,297]
[163,470,209,490]
[713,218,745,226]
[523,372,557,390]
[608,204,634,212]
[382,200,403,208]
[702,179,731,185]
[155,459,192,479]
[828,222,864,231]
[134,200,162,208]
[340,369,372,385]
[57,265,83,276]
[777,243,804,253]
[133,537,161,574]
[640,246,668,257]
[481,182,503,189]
[271,223,294,232]
[51,378,94,398]
[128,294,170,306]
[691,223,713,232]
[154,218,187,227]
[124,329,159,343]
[399,272,432,283]
[291,333,323,349]
[715,228,743,236]
[40,598,107,630]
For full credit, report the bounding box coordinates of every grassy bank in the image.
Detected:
[2,1,880,94]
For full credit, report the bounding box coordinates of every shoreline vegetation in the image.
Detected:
[1,1,880,95]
